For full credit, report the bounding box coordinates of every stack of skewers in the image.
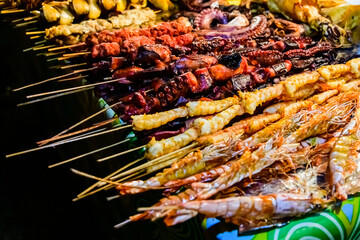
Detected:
[4,0,360,237]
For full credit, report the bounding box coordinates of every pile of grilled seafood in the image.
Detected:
[85,8,342,124]
[3,0,360,235]
[104,57,360,232]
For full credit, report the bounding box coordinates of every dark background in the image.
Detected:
[0,17,207,240]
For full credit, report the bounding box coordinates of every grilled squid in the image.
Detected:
[347,58,360,78]
[240,84,284,114]
[132,107,189,131]
[145,128,199,159]
[282,71,320,97]
[186,96,239,117]
[317,64,351,80]
[193,105,244,136]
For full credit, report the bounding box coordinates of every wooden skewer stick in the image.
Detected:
[60,62,87,70]
[57,74,89,82]
[1,9,25,13]
[63,51,91,57]
[96,145,146,162]
[71,168,123,187]
[24,15,40,21]
[26,77,123,99]
[114,219,132,229]
[23,44,43,52]
[16,86,94,107]
[48,42,86,52]
[110,143,198,181]
[73,170,144,201]
[15,19,38,28]
[48,138,131,168]
[58,52,91,61]
[12,15,39,23]
[30,35,41,39]
[34,39,46,45]
[12,67,96,91]
[42,102,122,146]
[32,45,57,51]
[37,117,118,146]
[77,156,145,197]
[5,124,131,158]
[45,51,66,57]
[25,27,38,32]
[26,30,45,35]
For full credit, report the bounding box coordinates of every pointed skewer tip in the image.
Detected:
[114,219,132,229]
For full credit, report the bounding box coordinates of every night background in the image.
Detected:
[0,18,208,240]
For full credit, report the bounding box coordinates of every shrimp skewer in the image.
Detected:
[193,134,289,199]
[197,113,281,146]
[119,113,282,194]
[329,94,360,200]
[172,193,323,223]
[116,189,198,228]
[284,92,357,144]
[118,140,238,194]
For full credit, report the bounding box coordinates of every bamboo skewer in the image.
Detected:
[71,168,123,187]
[26,30,45,35]
[1,9,25,13]
[75,145,196,201]
[57,75,89,82]
[37,117,118,146]
[39,102,122,146]
[30,35,41,39]
[5,124,132,158]
[73,170,145,201]
[32,45,57,51]
[109,143,199,181]
[15,19,38,28]
[16,86,94,107]
[72,169,166,191]
[45,51,66,57]
[77,156,145,197]
[34,40,46,45]
[60,63,87,70]
[26,77,124,99]
[48,43,86,51]
[58,52,90,60]
[48,138,131,168]
[12,15,38,23]
[23,44,43,52]
[96,145,146,162]
[12,67,96,91]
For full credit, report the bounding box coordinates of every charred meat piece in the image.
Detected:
[172,54,218,75]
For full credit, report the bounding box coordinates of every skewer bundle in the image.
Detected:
[70,58,360,233]
[3,0,360,236]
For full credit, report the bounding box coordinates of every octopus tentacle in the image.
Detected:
[194,8,228,29]
[196,15,267,41]
[284,42,333,59]
[244,50,284,66]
